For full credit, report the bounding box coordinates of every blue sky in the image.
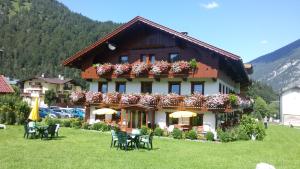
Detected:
[57,0,300,62]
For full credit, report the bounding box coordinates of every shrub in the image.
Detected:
[205,131,214,141]
[62,119,71,127]
[81,122,90,130]
[185,130,198,140]
[229,94,238,106]
[91,122,103,131]
[154,127,164,136]
[70,118,82,129]
[189,58,197,70]
[45,117,62,126]
[218,130,233,142]
[140,125,150,135]
[172,128,183,139]
[240,115,266,140]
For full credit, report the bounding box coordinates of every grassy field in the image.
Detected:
[0,125,300,169]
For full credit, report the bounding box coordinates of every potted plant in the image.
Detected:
[189,59,198,71]
[139,94,160,106]
[205,94,229,108]
[103,93,120,104]
[160,93,181,107]
[70,91,86,104]
[184,93,205,107]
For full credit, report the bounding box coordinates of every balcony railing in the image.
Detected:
[70,92,252,113]
[81,61,217,80]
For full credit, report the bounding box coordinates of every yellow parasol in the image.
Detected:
[169,111,197,118]
[28,97,40,121]
[92,108,117,115]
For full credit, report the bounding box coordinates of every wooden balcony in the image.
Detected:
[81,64,218,80]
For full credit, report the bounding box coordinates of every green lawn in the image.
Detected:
[0,125,300,169]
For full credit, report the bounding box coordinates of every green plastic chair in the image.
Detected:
[140,132,154,150]
[117,132,132,151]
[110,130,118,148]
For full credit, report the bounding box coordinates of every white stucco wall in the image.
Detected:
[155,111,167,129]
[280,88,300,126]
[203,112,216,131]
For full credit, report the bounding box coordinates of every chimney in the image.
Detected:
[181,32,188,35]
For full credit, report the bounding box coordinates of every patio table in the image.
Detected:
[36,125,48,139]
[127,133,141,149]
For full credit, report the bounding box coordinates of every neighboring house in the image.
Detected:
[0,75,14,95]
[19,75,82,107]
[280,86,300,126]
[63,16,252,131]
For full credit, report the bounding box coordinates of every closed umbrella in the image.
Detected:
[28,97,40,121]
[92,108,117,115]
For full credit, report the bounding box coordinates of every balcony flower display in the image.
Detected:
[150,61,170,75]
[113,64,131,76]
[70,91,86,103]
[132,62,149,76]
[85,91,102,104]
[238,96,252,108]
[96,63,113,76]
[103,92,120,104]
[160,93,181,107]
[184,93,205,107]
[206,94,229,108]
[139,94,160,107]
[120,94,140,104]
[170,61,191,73]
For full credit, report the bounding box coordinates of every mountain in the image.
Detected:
[250,39,300,91]
[0,0,120,86]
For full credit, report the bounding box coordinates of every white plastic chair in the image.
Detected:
[55,124,60,137]
[167,125,174,133]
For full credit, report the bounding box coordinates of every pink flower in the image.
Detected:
[132,62,149,76]
[170,61,191,73]
[85,91,102,104]
[96,63,113,75]
[113,64,131,76]
[150,61,170,75]
[70,91,86,103]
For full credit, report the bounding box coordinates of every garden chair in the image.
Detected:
[55,124,60,137]
[117,131,132,151]
[24,123,36,139]
[110,130,118,148]
[140,132,154,150]
[41,124,57,140]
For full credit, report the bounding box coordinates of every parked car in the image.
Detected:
[49,109,62,118]
[60,108,74,118]
[39,108,50,118]
[70,108,85,119]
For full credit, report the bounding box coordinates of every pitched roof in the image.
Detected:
[19,77,73,84]
[0,75,14,94]
[63,16,242,66]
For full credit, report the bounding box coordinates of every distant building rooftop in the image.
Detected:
[0,75,14,94]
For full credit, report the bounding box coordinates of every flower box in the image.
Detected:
[139,94,160,107]
[85,91,102,104]
[170,61,191,74]
[150,61,170,76]
[184,93,205,107]
[96,63,113,76]
[103,93,120,104]
[206,94,229,109]
[113,64,131,76]
[120,94,140,104]
[70,91,86,104]
[132,62,150,76]
[160,93,182,107]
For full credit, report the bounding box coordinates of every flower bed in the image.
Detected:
[103,93,120,104]
[70,91,86,103]
[120,94,140,104]
[184,93,205,107]
[113,64,131,76]
[150,61,170,75]
[170,61,191,73]
[160,93,181,107]
[132,62,149,76]
[139,94,160,107]
[96,63,113,76]
[206,94,229,108]
[85,91,102,104]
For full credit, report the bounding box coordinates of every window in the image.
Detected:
[191,82,204,94]
[119,56,128,63]
[150,55,155,64]
[222,85,225,94]
[140,55,147,63]
[226,87,229,94]
[169,53,180,63]
[116,82,126,93]
[98,82,108,93]
[169,82,181,94]
[219,83,222,93]
[141,82,152,94]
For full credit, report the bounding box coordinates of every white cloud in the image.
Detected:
[202,1,219,9]
[260,40,268,44]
